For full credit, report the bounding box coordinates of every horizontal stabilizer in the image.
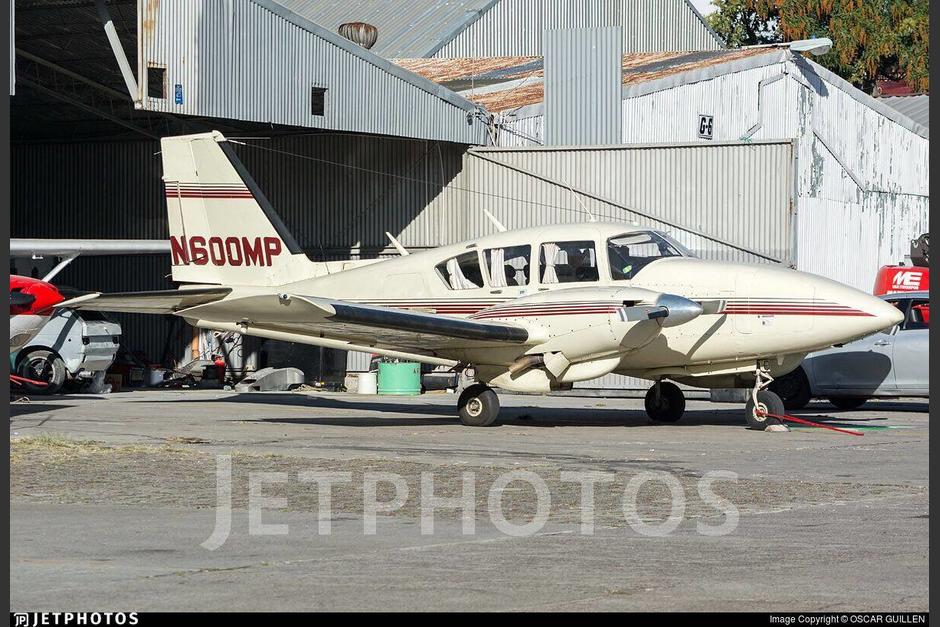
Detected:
[60,287,232,314]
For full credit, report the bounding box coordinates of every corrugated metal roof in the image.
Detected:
[273,0,496,58]
[138,0,489,144]
[878,94,929,129]
[395,48,772,112]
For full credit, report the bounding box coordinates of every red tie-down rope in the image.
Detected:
[757,410,864,436]
[9,374,48,387]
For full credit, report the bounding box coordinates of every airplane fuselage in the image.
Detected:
[181,222,901,392]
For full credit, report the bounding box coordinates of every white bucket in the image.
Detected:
[357,372,378,395]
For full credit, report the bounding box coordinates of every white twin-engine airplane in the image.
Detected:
[65,131,903,429]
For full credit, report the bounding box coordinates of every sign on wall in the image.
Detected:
[697,114,714,140]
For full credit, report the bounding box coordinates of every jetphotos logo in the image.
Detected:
[170,235,283,267]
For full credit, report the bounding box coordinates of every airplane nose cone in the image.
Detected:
[866,295,905,330]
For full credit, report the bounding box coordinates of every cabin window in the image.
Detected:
[436,252,484,290]
[483,245,531,287]
[608,231,686,280]
[539,241,597,284]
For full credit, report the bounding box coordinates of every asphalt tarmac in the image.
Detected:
[9,390,929,611]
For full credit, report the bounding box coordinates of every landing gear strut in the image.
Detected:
[457,383,500,427]
[744,361,785,430]
[645,380,686,423]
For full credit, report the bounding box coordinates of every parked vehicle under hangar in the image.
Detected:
[14,309,121,394]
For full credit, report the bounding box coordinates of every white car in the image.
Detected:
[15,309,121,394]
[770,291,929,409]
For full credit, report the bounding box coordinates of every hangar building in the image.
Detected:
[10,0,928,391]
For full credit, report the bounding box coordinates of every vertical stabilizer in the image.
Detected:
[162,131,314,286]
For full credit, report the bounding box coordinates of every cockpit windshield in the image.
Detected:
[607,231,692,280]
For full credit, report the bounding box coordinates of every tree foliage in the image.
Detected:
[707,0,929,93]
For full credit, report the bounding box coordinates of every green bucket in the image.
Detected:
[377,362,421,396]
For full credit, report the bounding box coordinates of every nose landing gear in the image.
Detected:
[645,380,686,423]
[745,362,785,430]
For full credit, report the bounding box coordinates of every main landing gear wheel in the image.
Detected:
[457,383,500,427]
[645,381,686,423]
[745,390,785,430]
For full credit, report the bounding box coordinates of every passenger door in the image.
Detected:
[892,297,929,394]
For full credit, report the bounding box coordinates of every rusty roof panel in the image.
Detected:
[394,48,779,112]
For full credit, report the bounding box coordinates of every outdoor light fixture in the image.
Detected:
[788,37,833,56]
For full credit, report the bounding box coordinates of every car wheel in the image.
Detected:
[16,349,67,394]
[769,367,812,410]
[828,396,868,410]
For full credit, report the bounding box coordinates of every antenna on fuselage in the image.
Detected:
[483,209,507,232]
[555,172,597,222]
[385,232,410,256]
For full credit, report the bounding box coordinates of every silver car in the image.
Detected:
[771,291,929,409]
[15,309,121,394]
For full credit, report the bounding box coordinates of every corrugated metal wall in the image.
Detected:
[460,142,794,263]
[544,27,622,145]
[610,57,930,291]
[138,0,486,144]
[434,0,721,57]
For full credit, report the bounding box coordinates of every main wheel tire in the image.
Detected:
[16,349,67,395]
[769,367,812,410]
[745,389,785,430]
[645,381,686,423]
[828,396,868,410]
[457,384,500,427]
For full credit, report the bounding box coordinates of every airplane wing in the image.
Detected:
[59,287,232,314]
[178,293,529,351]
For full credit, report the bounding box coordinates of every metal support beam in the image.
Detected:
[16,49,129,101]
[17,78,158,139]
[41,254,78,283]
[94,0,139,104]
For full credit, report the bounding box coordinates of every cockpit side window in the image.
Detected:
[539,240,598,284]
[484,245,531,287]
[436,252,484,290]
[608,231,685,280]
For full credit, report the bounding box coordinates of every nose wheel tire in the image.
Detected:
[457,384,500,427]
[645,382,685,423]
[745,390,785,430]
